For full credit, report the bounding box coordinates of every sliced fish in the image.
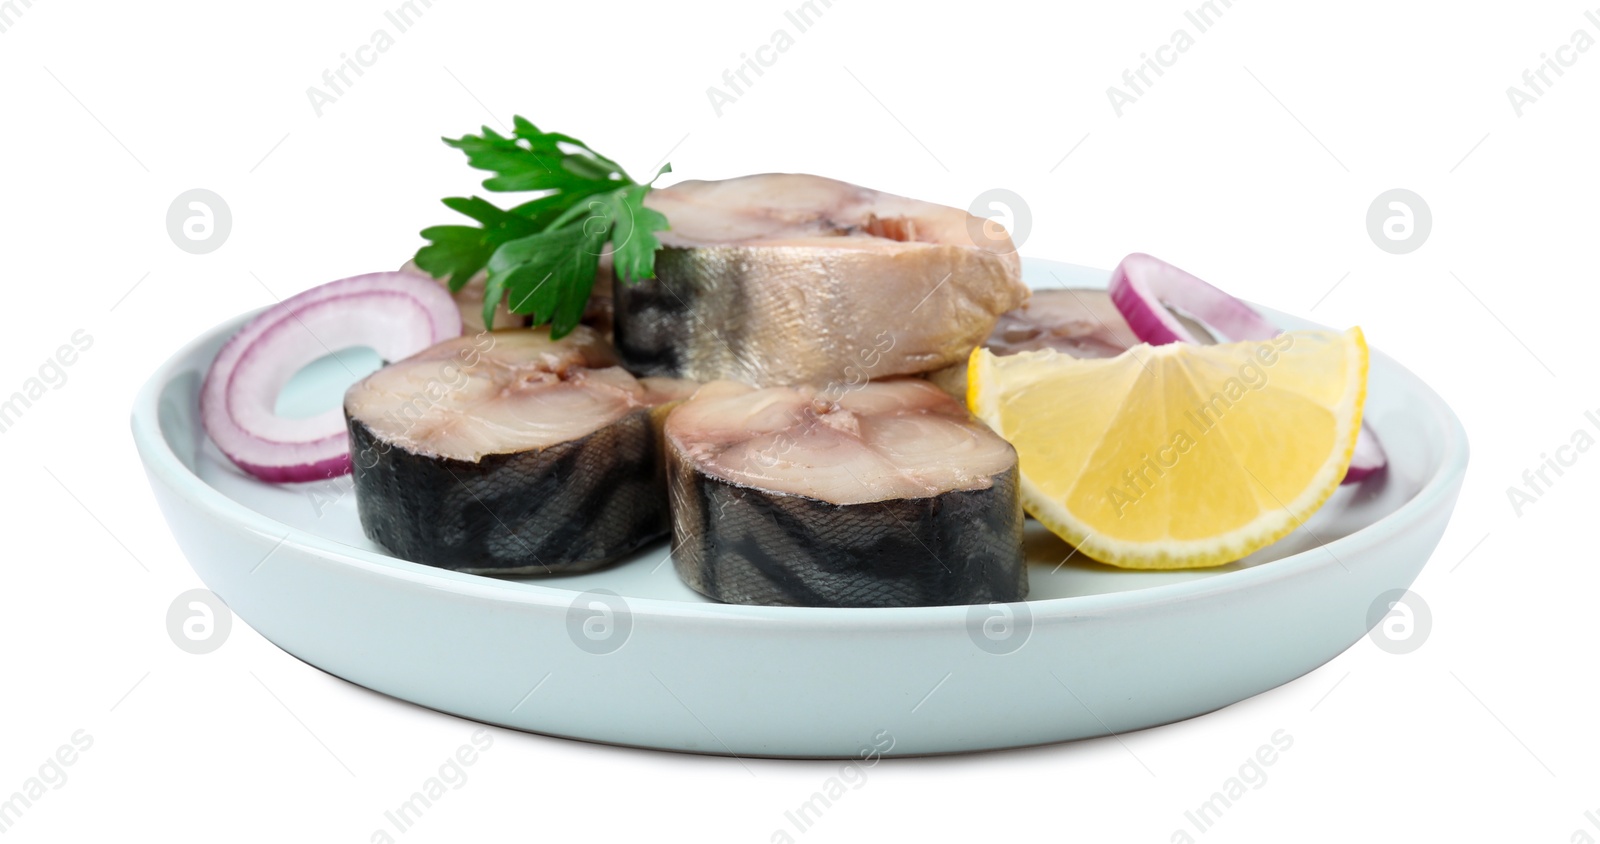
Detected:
[401,261,527,333]
[344,326,694,574]
[615,173,1029,386]
[665,378,1026,607]
[928,287,1214,396]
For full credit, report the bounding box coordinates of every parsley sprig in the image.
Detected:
[413,117,670,337]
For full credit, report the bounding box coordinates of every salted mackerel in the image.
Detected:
[929,288,1215,396]
[344,326,693,574]
[615,173,1030,386]
[665,379,1026,607]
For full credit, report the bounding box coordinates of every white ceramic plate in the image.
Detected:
[132,258,1468,758]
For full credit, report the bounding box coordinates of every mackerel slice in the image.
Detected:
[344,326,693,574]
[928,288,1215,397]
[664,378,1026,607]
[616,173,1029,386]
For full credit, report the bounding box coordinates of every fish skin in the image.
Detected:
[347,410,667,574]
[668,441,1027,607]
[614,173,1027,387]
[617,244,1022,386]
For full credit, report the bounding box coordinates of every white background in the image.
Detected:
[2,0,1597,841]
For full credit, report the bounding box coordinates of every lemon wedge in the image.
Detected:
[967,328,1367,568]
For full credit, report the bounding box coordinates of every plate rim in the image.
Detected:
[132,259,1470,627]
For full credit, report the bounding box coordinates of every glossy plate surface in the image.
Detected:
[132,258,1468,757]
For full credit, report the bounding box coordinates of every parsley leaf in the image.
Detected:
[484,221,607,338]
[446,117,632,195]
[609,171,672,284]
[413,118,672,338]
[414,196,549,292]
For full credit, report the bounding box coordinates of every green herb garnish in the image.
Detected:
[414,117,670,337]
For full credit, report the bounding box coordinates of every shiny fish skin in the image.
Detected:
[669,458,1026,607]
[348,411,668,574]
[615,173,1028,386]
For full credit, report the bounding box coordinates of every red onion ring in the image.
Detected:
[1108,253,1280,344]
[1344,425,1387,484]
[200,271,461,482]
[1108,252,1386,484]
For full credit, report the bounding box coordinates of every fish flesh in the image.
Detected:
[987,287,1146,358]
[344,326,694,574]
[401,261,527,333]
[928,287,1215,396]
[614,173,1029,386]
[665,378,1026,607]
